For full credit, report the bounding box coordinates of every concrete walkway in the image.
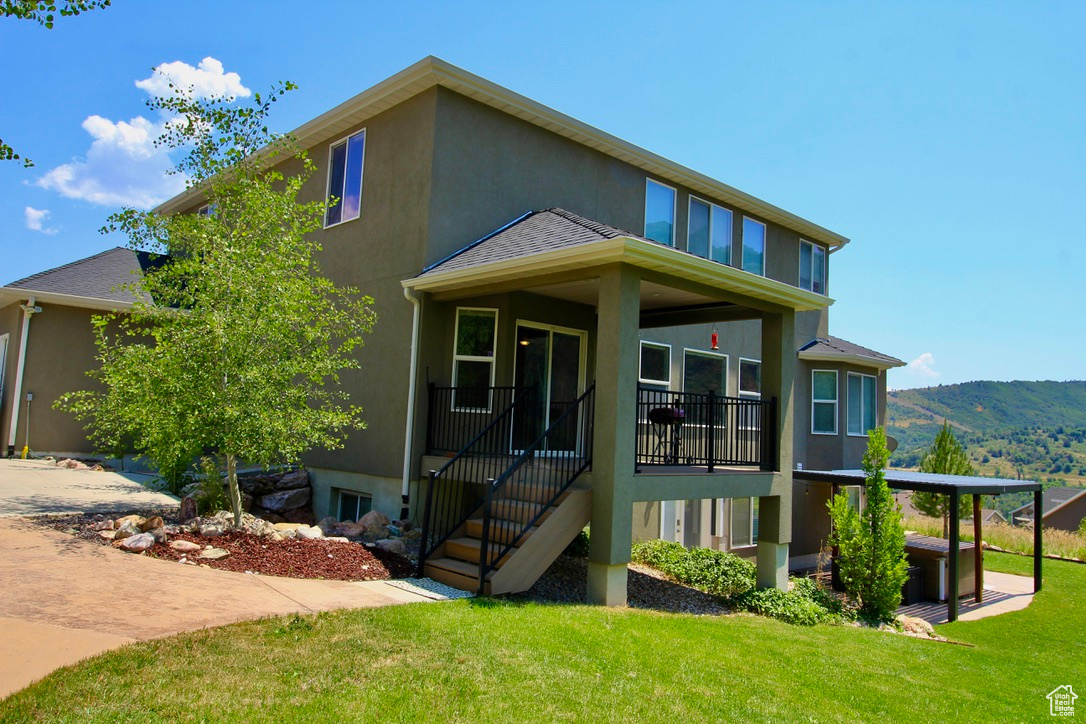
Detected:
[896,570,1035,625]
[0,458,178,516]
[0,461,442,699]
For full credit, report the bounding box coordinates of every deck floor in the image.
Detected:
[896,571,1034,625]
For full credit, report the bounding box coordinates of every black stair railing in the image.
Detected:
[427,384,524,455]
[635,385,778,471]
[476,383,596,593]
[417,387,536,577]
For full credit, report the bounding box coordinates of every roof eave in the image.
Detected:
[798,349,906,370]
[404,236,834,312]
[0,287,138,312]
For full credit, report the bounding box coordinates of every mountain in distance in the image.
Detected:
[886,380,1086,515]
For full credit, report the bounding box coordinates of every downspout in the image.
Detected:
[400,286,422,520]
[6,296,38,458]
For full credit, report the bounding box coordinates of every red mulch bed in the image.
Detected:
[148,531,414,581]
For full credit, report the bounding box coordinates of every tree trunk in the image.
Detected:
[226,452,243,527]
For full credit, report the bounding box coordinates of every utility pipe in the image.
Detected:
[7,296,38,458]
[400,287,422,520]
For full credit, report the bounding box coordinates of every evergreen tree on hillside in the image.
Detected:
[912,421,976,536]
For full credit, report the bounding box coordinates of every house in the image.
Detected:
[1009,486,1086,532]
[2,57,904,604]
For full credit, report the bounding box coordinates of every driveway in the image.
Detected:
[0,458,178,516]
[0,460,440,699]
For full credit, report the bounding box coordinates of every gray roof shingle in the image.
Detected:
[419,208,656,277]
[5,247,162,304]
[798,335,904,367]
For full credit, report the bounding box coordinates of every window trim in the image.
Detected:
[846,371,878,437]
[811,369,839,436]
[337,489,372,522]
[741,216,767,276]
[799,239,827,294]
[681,348,729,396]
[323,128,367,229]
[639,341,672,388]
[687,195,733,265]
[451,307,499,412]
[644,178,677,247]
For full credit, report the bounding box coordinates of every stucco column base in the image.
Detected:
[756,541,789,590]
[587,562,628,607]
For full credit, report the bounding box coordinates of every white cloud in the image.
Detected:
[24,206,58,234]
[135,57,251,101]
[36,57,246,209]
[906,352,940,379]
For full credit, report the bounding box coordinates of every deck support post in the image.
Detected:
[948,488,960,622]
[973,495,983,603]
[1033,488,1043,593]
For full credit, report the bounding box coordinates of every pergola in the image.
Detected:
[794,469,1043,622]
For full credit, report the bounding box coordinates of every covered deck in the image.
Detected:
[794,468,1043,622]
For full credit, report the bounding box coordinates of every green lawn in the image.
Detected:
[2,552,1082,723]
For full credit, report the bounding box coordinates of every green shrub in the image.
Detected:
[631,539,755,597]
[1079,517,1086,538]
[564,528,590,558]
[195,456,227,515]
[730,577,850,626]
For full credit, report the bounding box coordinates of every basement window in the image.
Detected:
[338,490,372,522]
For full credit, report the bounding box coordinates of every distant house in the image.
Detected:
[0,247,161,458]
[3,57,909,603]
[1009,487,1086,532]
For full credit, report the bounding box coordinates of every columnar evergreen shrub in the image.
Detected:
[828,428,909,622]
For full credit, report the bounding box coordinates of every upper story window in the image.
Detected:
[639,341,671,390]
[688,197,732,265]
[197,203,213,217]
[811,369,838,435]
[799,240,827,294]
[846,372,877,436]
[742,217,766,276]
[452,308,497,411]
[325,129,366,228]
[644,179,676,246]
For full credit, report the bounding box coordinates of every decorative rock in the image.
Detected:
[375,538,408,557]
[56,458,89,470]
[169,540,203,553]
[316,516,339,536]
[198,522,226,538]
[116,514,147,528]
[198,547,231,560]
[113,520,141,540]
[139,516,164,533]
[272,522,305,530]
[259,487,311,513]
[99,530,117,541]
[179,496,198,523]
[336,521,366,539]
[92,519,115,531]
[241,492,254,513]
[358,510,391,529]
[149,526,168,544]
[324,536,350,543]
[119,532,155,552]
[281,507,315,525]
[896,615,936,638]
[402,528,422,540]
[295,525,323,540]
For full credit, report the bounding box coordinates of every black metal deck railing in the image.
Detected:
[635,385,777,472]
[426,384,525,455]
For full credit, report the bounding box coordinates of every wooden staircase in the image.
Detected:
[423,482,591,596]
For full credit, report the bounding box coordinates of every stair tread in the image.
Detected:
[426,557,494,580]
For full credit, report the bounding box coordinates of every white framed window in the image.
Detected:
[197,203,213,217]
[325,129,366,228]
[639,341,672,390]
[811,369,838,435]
[799,240,826,294]
[682,349,728,397]
[337,490,372,522]
[452,308,498,411]
[738,358,761,399]
[844,485,862,510]
[846,372,878,436]
[730,497,759,548]
[644,179,676,247]
[688,197,733,265]
[741,217,766,276]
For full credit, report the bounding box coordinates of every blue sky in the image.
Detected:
[1,1,1082,390]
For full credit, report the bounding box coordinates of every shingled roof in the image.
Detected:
[419,208,658,277]
[4,247,162,305]
[798,335,904,369]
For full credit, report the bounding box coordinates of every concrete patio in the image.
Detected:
[0,458,176,516]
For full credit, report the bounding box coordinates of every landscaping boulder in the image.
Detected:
[358,510,391,541]
[198,547,230,561]
[98,530,117,541]
[375,538,408,557]
[198,521,226,538]
[281,507,315,525]
[92,519,115,532]
[259,487,310,513]
[169,540,203,553]
[56,458,89,470]
[316,516,339,536]
[119,532,155,553]
[896,615,936,638]
[179,496,198,523]
[113,520,141,540]
[295,525,323,540]
[336,520,366,539]
[138,516,164,533]
[116,514,146,529]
